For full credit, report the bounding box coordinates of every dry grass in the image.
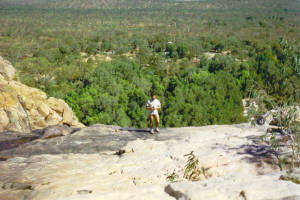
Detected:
[183,151,210,181]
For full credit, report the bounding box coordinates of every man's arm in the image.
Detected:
[157,102,161,111]
[146,102,152,110]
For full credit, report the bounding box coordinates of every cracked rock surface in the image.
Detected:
[0,124,300,200]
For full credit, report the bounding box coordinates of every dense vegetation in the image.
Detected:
[0,0,299,127]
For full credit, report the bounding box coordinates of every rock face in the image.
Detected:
[0,56,84,132]
[0,124,300,200]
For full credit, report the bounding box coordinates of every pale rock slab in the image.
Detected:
[0,125,300,200]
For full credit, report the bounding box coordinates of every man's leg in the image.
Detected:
[154,114,160,132]
[149,115,154,132]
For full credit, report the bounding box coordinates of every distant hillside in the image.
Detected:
[0,0,299,9]
[3,0,165,9]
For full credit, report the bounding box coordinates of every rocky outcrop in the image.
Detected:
[0,56,16,81]
[0,124,300,200]
[0,56,84,132]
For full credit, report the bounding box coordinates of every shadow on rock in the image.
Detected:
[229,135,279,173]
[0,135,40,152]
[0,125,80,158]
[0,125,184,158]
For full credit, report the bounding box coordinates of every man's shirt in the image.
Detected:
[146,99,161,115]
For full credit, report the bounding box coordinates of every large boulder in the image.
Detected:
[0,56,84,133]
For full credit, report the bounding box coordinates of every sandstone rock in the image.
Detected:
[63,106,74,125]
[24,98,35,110]
[71,117,85,128]
[27,108,45,130]
[0,110,9,132]
[10,80,48,101]
[47,97,65,113]
[45,111,62,126]
[47,97,84,127]
[0,82,31,133]
[0,56,16,81]
[0,83,18,108]
[31,118,48,130]
[0,56,84,132]
[38,103,50,117]
[5,104,31,133]
[42,125,73,139]
[27,108,41,119]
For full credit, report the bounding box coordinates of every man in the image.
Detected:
[146,93,161,134]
